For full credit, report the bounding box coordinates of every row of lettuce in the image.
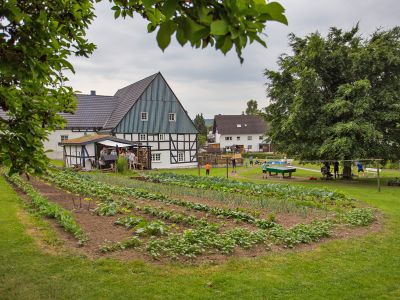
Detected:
[5,173,87,245]
[144,173,355,209]
[5,169,376,259]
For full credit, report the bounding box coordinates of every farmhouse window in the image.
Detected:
[248,145,252,150]
[259,136,263,140]
[159,134,165,141]
[225,136,232,141]
[168,113,176,122]
[237,136,240,141]
[151,153,161,162]
[61,135,69,142]
[141,112,148,121]
[247,136,252,140]
[139,134,147,141]
[178,152,184,162]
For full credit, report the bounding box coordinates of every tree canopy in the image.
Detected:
[244,99,260,115]
[193,113,207,135]
[0,0,287,174]
[265,26,400,168]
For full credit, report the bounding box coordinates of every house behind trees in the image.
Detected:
[212,115,272,152]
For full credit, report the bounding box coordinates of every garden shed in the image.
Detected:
[59,134,152,170]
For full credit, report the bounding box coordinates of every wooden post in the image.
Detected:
[198,155,201,177]
[226,157,229,179]
[377,160,381,192]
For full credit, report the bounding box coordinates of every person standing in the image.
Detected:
[249,155,254,167]
[357,161,364,176]
[205,162,211,176]
[334,161,340,179]
[231,158,237,173]
[261,161,269,179]
[128,150,136,170]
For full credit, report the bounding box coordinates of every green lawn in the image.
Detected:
[1,170,400,299]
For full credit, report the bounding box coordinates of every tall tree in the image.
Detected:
[265,26,400,178]
[0,0,287,174]
[194,113,207,135]
[245,99,259,115]
[0,0,96,175]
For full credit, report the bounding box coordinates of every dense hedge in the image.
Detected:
[241,152,282,159]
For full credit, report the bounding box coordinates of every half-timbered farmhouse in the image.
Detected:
[43,72,198,168]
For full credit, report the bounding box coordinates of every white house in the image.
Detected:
[212,115,268,152]
[42,72,198,169]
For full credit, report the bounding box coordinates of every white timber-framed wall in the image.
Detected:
[214,130,265,152]
[115,133,197,169]
[44,129,97,160]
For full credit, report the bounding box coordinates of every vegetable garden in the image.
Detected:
[4,168,378,262]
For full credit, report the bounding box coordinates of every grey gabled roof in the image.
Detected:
[0,94,116,128]
[213,115,267,135]
[0,72,176,131]
[103,73,158,129]
[60,94,116,129]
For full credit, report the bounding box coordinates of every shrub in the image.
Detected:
[116,156,128,173]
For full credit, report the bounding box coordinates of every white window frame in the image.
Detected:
[247,136,252,141]
[168,113,176,122]
[159,134,165,141]
[177,152,184,162]
[151,153,161,162]
[248,145,253,150]
[225,136,232,141]
[139,134,147,141]
[236,136,240,141]
[141,112,148,121]
[61,135,69,142]
[259,136,264,140]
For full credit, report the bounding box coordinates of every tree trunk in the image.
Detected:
[342,161,352,180]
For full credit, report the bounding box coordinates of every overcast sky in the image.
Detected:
[67,0,400,119]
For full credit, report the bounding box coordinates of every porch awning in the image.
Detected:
[97,140,133,148]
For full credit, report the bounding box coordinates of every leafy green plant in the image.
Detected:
[114,216,143,228]
[338,208,376,226]
[116,156,128,173]
[100,236,141,253]
[135,220,168,236]
[94,201,122,216]
[6,173,87,245]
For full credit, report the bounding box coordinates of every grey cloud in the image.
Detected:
[67,0,400,119]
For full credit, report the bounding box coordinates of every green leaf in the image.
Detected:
[114,8,121,19]
[262,2,288,25]
[210,20,229,36]
[162,0,179,18]
[175,28,187,46]
[220,36,233,55]
[156,21,177,51]
[142,0,159,9]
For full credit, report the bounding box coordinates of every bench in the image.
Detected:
[365,167,379,177]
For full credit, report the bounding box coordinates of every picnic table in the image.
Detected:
[266,166,297,178]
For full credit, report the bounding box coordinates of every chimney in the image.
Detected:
[90,90,96,96]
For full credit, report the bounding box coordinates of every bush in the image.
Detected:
[116,156,128,173]
[242,152,282,159]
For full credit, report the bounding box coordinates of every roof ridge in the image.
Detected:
[114,72,159,96]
